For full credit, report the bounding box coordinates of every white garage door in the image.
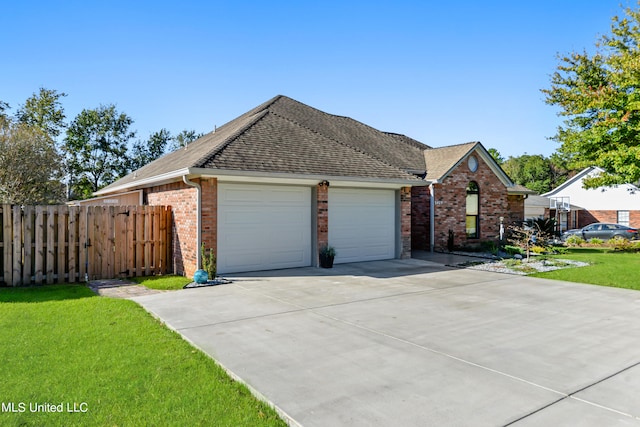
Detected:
[329,188,396,264]
[218,184,311,274]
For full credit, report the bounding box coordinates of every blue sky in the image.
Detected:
[1,1,633,158]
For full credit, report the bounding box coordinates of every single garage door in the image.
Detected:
[329,188,396,264]
[218,183,311,274]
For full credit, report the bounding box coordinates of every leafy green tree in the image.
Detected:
[168,129,203,152]
[15,88,67,140]
[543,4,640,188]
[0,117,65,204]
[129,128,172,170]
[64,105,135,199]
[502,154,552,194]
[0,100,9,119]
[488,148,504,165]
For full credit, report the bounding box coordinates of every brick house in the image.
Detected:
[537,166,640,231]
[96,95,529,277]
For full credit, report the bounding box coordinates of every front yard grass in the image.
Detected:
[0,285,285,427]
[531,247,640,290]
[130,274,192,290]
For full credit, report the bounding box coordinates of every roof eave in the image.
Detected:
[94,167,429,196]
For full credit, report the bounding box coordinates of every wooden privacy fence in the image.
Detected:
[0,205,172,286]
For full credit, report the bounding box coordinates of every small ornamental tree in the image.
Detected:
[507,220,555,261]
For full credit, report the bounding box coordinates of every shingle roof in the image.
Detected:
[423,142,478,181]
[99,95,429,193]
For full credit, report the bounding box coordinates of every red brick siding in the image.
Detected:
[400,187,412,258]
[145,178,218,278]
[506,195,525,225]
[432,155,509,250]
[316,183,329,264]
[411,186,430,250]
[577,209,640,228]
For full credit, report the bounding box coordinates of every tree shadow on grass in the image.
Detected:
[0,284,96,303]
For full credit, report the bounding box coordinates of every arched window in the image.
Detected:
[466,182,479,238]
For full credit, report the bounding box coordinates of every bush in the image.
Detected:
[565,235,585,247]
[504,245,524,255]
[481,240,499,255]
[531,245,546,254]
[588,238,603,246]
[608,236,632,251]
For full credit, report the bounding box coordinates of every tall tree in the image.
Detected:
[16,88,67,140]
[129,128,172,170]
[502,154,552,194]
[0,117,65,204]
[168,129,203,152]
[0,100,9,119]
[488,148,504,165]
[64,105,136,199]
[543,5,640,188]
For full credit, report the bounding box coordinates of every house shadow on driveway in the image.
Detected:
[221,251,481,282]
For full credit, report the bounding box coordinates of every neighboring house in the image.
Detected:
[96,95,530,277]
[524,194,583,233]
[541,166,640,230]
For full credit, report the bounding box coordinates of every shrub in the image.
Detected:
[565,235,585,247]
[504,245,524,255]
[588,238,603,246]
[201,243,217,279]
[481,240,499,255]
[607,236,632,251]
[531,245,546,254]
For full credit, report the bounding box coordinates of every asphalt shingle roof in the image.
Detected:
[423,142,478,181]
[99,95,431,192]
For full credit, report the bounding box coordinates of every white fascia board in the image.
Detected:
[94,168,191,195]
[188,168,430,189]
[440,144,513,187]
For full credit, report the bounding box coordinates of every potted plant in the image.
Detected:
[201,242,217,280]
[194,243,216,284]
[319,245,336,268]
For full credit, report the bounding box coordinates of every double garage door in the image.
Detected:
[217,184,395,274]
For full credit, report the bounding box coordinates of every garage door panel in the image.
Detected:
[218,184,311,274]
[329,188,395,264]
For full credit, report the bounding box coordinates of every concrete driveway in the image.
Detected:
[133,258,640,426]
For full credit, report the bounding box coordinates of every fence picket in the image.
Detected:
[12,206,22,286]
[23,206,33,285]
[0,204,170,286]
[34,206,44,284]
[3,205,12,286]
[46,206,55,284]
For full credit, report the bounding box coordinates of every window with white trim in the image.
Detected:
[617,210,630,226]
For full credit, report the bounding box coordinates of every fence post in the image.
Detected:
[34,206,44,284]
[12,206,22,287]
[3,205,12,286]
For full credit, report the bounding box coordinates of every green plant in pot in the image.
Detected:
[201,242,217,280]
[319,245,336,268]
[194,243,217,284]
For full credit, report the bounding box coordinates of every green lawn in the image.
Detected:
[0,285,285,427]
[130,274,192,290]
[532,247,640,290]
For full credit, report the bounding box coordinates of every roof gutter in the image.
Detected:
[182,175,202,270]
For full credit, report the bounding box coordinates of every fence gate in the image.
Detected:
[0,205,171,286]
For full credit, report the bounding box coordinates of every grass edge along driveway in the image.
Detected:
[532,247,640,291]
[0,285,286,427]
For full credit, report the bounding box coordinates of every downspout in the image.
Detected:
[183,175,202,269]
[429,183,435,252]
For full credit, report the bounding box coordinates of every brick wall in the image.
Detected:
[400,187,411,258]
[578,209,640,228]
[411,186,430,250]
[432,154,509,250]
[145,178,218,278]
[316,182,329,264]
[506,195,525,225]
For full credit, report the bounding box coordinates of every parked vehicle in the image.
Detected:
[561,223,639,241]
